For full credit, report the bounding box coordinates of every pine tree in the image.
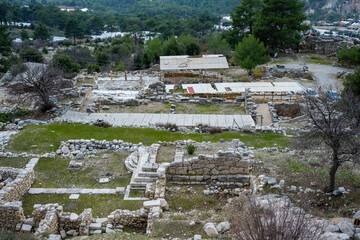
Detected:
[33,22,51,42]
[234,35,270,75]
[254,0,308,51]
[231,0,261,37]
[65,19,84,45]
[0,25,13,73]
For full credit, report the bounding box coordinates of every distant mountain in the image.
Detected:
[305,0,360,19]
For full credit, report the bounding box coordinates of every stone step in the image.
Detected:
[138,171,157,178]
[132,176,157,183]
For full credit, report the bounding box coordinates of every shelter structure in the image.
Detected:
[160,55,229,71]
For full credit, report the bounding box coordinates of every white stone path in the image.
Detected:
[28,187,125,195]
[58,111,255,128]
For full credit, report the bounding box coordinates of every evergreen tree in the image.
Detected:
[33,22,51,42]
[234,35,270,75]
[20,29,30,41]
[231,0,261,37]
[0,25,13,73]
[87,16,105,35]
[162,36,185,56]
[65,19,84,45]
[106,15,117,34]
[254,0,308,51]
[344,68,360,97]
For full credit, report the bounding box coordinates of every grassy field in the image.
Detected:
[7,123,292,154]
[21,194,143,218]
[102,102,245,115]
[0,157,30,168]
[32,152,131,188]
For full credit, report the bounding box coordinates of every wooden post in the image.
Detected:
[125,71,127,81]
[111,70,113,80]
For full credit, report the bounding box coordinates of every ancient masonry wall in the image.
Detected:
[0,167,35,202]
[58,139,141,155]
[0,167,35,231]
[32,204,148,237]
[0,201,25,231]
[167,151,251,184]
[108,209,148,229]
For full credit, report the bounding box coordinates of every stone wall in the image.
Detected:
[167,151,251,185]
[0,201,25,231]
[108,209,148,229]
[0,167,35,202]
[58,139,142,155]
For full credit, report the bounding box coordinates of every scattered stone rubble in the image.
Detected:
[266,65,309,79]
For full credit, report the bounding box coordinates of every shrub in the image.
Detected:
[114,61,125,71]
[93,120,112,128]
[19,48,44,63]
[305,72,313,80]
[87,64,101,74]
[337,45,360,65]
[229,196,326,240]
[239,75,250,82]
[186,144,196,155]
[208,127,222,134]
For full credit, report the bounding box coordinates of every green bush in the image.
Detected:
[19,48,44,63]
[186,144,196,155]
[337,45,360,65]
[87,64,101,74]
[114,61,125,71]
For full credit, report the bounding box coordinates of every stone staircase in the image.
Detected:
[129,144,160,190]
[125,151,139,172]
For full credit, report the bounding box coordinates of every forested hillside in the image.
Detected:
[0,0,240,16]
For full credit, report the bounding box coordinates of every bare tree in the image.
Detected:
[229,195,326,240]
[6,63,64,111]
[299,92,360,192]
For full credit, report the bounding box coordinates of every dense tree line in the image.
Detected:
[0,1,219,39]
[0,0,239,17]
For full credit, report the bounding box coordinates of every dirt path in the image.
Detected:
[256,104,272,127]
[269,63,353,90]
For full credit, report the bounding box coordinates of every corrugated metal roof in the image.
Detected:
[160,55,229,70]
[176,82,305,94]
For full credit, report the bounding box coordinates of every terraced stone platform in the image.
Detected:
[58,111,255,128]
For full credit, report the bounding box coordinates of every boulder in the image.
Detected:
[353,210,360,220]
[338,220,354,236]
[203,223,219,237]
[216,221,231,233]
[320,232,350,240]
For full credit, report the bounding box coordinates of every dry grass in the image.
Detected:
[156,146,176,163]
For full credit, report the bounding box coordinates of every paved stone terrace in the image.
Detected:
[58,111,255,128]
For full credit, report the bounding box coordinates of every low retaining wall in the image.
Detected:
[167,151,251,184]
[58,139,142,155]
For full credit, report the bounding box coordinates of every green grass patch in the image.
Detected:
[33,153,131,188]
[0,157,30,168]
[306,56,334,65]
[21,194,143,218]
[166,186,226,211]
[151,220,203,238]
[72,232,160,240]
[7,123,291,154]
[0,232,35,240]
